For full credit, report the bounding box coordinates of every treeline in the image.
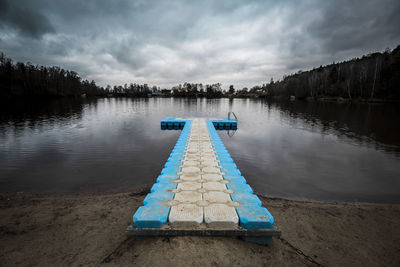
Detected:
[0,53,109,99]
[112,83,153,97]
[169,82,223,98]
[262,45,400,101]
[2,45,400,101]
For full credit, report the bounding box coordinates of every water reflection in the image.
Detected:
[0,98,85,135]
[0,98,399,203]
[267,101,400,155]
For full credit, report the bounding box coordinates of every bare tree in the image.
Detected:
[370,57,380,100]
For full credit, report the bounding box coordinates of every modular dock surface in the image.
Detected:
[129,117,280,244]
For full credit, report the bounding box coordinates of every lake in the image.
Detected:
[1,97,399,203]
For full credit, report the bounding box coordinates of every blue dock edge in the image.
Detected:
[161,117,237,130]
[132,117,276,245]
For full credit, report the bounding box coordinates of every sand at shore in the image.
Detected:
[0,189,399,266]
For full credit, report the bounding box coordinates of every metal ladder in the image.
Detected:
[228,111,238,121]
[227,112,238,137]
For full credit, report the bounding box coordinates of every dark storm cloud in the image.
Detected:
[0,0,54,38]
[0,0,399,88]
[307,0,400,52]
[284,0,400,72]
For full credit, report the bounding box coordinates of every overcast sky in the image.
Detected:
[1,0,399,89]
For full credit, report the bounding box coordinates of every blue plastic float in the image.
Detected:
[128,116,280,244]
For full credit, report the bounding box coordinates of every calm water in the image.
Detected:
[1,98,399,203]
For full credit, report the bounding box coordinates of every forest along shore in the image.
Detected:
[0,189,399,266]
[1,45,400,101]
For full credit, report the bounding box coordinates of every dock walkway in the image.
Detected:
[130,117,278,244]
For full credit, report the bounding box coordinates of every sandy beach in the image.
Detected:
[0,188,399,266]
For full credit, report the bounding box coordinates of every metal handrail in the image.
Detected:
[228,111,238,121]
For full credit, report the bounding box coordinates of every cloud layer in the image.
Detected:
[1,0,399,88]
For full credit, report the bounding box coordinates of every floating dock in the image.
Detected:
[128,117,280,244]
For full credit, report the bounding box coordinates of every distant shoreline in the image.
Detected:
[2,45,400,102]
[2,94,400,104]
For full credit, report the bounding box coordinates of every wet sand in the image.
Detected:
[0,189,399,266]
